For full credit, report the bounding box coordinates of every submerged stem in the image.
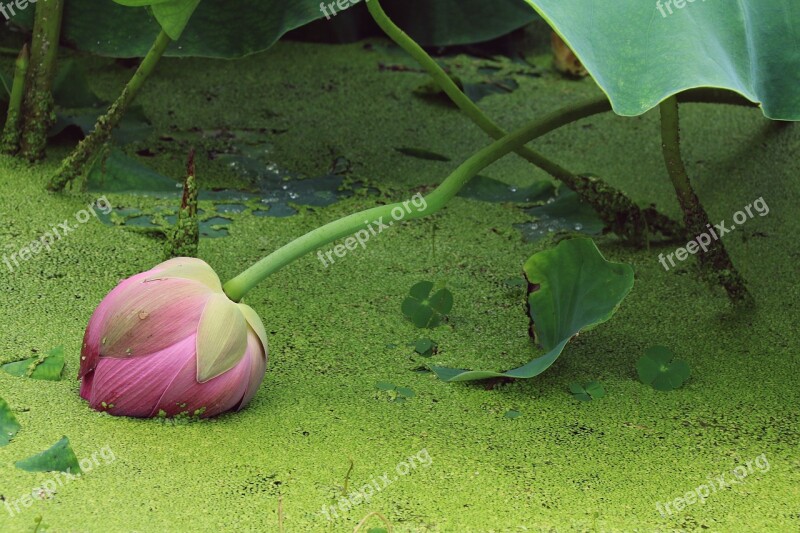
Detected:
[19,0,64,162]
[47,30,172,191]
[366,0,758,246]
[223,97,609,302]
[659,96,750,302]
[1,44,29,154]
[366,0,689,244]
[367,0,573,181]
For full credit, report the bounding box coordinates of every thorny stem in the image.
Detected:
[164,150,200,259]
[1,44,29,154]
[19,0,63,161]
[47,30,172,192]
[659,96,750,303]
[223,97,610,302]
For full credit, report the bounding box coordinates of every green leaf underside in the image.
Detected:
[152,0,203,40]
[526,0,800,120]
[13,0,535,58]
[15,437,82,474]
[0,397,21,446]
[431,239,633,382]
[2,347,65,381]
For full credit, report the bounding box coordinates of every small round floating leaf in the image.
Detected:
[375,382,396,391]
[428,288,454,315]
[2,346,65,381]
[402,282,453,329]
[15,437,82,474]
[409,281,434,300]
[414,339,437,357]
[584,381,606,399]
[504,410,522,419]
[568,382,585,395]
[396,387,416,398]
[637,346,690,391]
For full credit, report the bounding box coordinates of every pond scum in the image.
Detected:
[0,1,798,532]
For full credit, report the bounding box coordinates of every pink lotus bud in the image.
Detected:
[79,258,267,418]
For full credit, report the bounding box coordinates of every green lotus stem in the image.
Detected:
[659,96,750,302]
[47,29,173,192]
[223,97,610,302]
[19,0,63,162]
[366,0,749,244]
[366,0,577,181]
[1,44,29,155]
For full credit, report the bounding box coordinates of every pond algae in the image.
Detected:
[0,39,798,531]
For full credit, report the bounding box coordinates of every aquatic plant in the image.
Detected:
[78,107,635,417]
[47,0,196,190]
[637,346,691,392]
[79,257,267,418]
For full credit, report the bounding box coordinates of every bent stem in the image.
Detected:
[47,30,172,192]
[1,44,29,154]
[659,96,750,303]
[366,0,685,245]
[366,0,759,246]
[223,97,610,302]
[19,0,63,161]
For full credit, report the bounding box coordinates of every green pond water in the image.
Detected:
[0,39,798,532]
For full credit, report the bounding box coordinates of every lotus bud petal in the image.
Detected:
[79,258,268,418]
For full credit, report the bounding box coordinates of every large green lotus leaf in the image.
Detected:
[431,238,633,382]
[113,0,202,41]
[526,1,800,120]
[295,0,537,47]
[12,0,535,58]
